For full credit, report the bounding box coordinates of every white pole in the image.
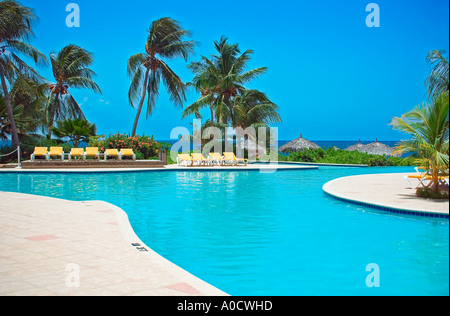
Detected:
[15,145,22,169]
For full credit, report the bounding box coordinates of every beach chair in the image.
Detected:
[68,148,84,160]
[48,147,64,161]
[84,147,100,160]
[423,175,450,187]
[404,167,429,189]
[191,153,214,166]
[223,152,248,166]
[177,154,193,166]
[119,148,136,160]
[30,147,48,161]
[104,149,121,160]
[404,165,449,189]
[208,152,224,166]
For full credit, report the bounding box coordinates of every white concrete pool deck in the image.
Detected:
[323,173,449,216]
[0,191,227,296]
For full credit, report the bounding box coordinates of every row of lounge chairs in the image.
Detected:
[30,147,136,161]
[177,152,248,166]
[404,166,449,189]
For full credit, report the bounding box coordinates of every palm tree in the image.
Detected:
[426,50,449,100]
[10,74,48,134]
[182,37,268,125]
[183,56,220,122]
[390,92,449,193]
[46,44,101,138]
[127,17,196,136]
[0,0,47,147]
[0,92,25,139]
[232,89,281,129]
[52,117,96,147]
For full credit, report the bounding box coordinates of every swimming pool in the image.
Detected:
[0,166,448,295]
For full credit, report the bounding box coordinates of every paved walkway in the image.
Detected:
[323,173,449,217]
[0,191,227,296]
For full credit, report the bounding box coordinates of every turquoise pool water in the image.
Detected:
[0,166,448,295]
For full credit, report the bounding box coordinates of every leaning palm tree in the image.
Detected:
[425,50,449,100]
[46,44,101,138]
[390,92,449,193]
[127,17,196,136]
[0,0,47,147]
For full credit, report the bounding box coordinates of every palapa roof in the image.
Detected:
[345,139,401,157]
[345,139,365,152]
[279,134,321,153]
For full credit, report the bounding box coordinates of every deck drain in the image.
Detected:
[131,243,148,252]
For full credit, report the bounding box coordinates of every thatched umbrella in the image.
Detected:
[346,139,401,157]
[345,139,365,152]
[364,139,401,157]
[279,134,321,153]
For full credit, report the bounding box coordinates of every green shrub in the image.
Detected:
[416,188,449,199]
[89,133,162,160]
[279,148,415,166]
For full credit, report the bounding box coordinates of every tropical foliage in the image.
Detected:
[52,118,97,147]
[390,92,449,192]
[0,0,47,147]
[88,133,161,159]
[389,49,449,195]
[183,37,280,130]
[279,147,415,167]
[127,17,195,136]
[425,50,449,100]
[46,44,101,138]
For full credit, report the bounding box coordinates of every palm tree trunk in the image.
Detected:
[0,64,20,148]
[210,104,214,123]
[47,115,54,139]
[432,169,439,193]
[131,69,150,137]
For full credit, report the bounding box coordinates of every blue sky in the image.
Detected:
[20,0,449,141]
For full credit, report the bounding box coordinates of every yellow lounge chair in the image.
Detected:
[104,149,121,160]
[120,148,136,160]
[404,169,449,189]
[84,147,100,160]
[30,147,48,161]
[49,147,64,161]
[208,152,224,166]
[191,153,214,166]
[177,154,193,166]
[404,166,434,189]
[223,152,248,166]
[68,148,84,160]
